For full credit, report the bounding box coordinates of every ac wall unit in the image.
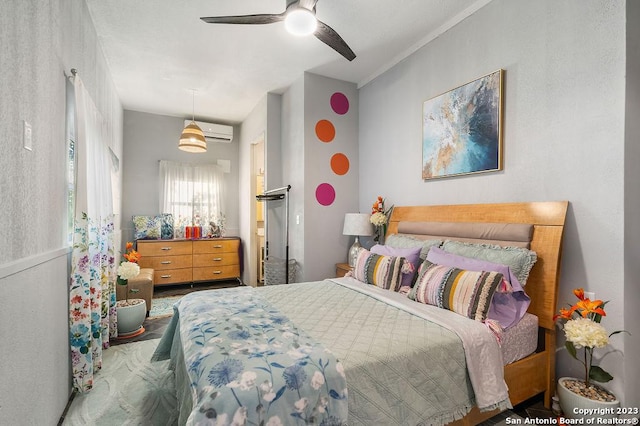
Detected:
[185,120,233,143]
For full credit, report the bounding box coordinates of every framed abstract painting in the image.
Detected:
[422,69,504,180]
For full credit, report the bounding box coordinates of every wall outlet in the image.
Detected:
[584,291,596,300]
[23,120,33,151]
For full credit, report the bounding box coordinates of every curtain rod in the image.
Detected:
[65,68,78,80]
[263,185,291,195]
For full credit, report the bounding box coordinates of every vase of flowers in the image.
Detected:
[370,196,393,245]
[554,288,626,419]
[116,242,146,337]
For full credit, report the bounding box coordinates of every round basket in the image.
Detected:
[264,257,297,285]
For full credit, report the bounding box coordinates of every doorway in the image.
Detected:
[251,135,265,286]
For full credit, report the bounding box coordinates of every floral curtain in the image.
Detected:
[159,160,225,237]
[69,75,117,393]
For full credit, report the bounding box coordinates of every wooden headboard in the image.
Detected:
[388,202,569,419]
[388,201,568,330]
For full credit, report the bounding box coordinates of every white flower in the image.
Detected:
[227,371,257,391]
[564,317,609,349]
[117,261,140,280]
[231,406,247,426]
[316,396,329,413]
[370,212,387,226]
[294,397,309,412]
[261,380,276,402]
[311,371,325,390]
[266,416,283,426]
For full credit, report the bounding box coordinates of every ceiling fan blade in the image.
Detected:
[297,0,319,11]
[200,13,285,25]
[314,20,356,61]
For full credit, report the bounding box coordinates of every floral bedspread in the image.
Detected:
[153,287,348,426]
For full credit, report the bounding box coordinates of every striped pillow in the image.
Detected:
[353,249,405,291]
[408,260,503,322]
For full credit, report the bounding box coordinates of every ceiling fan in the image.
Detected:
[200,0,356,61]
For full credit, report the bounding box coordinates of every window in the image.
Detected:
[159,160,225,238]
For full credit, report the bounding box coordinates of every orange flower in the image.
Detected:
[573,288,585,300]
[124,249,141,263]
[575,299,606,318]
[553,307,575,322]
[372,196,385,213]
[121,242,141,263]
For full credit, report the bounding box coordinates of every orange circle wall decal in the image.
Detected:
[331,153,349,175]
[315,119,335,143]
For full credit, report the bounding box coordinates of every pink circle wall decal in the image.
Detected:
[315,183,336,206]
[315,119,335,142]
[331,153,349,175]
[330,92,349,115]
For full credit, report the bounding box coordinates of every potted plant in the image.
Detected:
[116,242,146,338]
[554,288,627,419]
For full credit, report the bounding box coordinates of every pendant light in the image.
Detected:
[179,90,207,153]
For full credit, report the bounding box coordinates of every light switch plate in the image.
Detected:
[23,120,33,151]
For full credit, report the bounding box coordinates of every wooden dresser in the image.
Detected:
[193,239,241,282]
[136,238,241,286]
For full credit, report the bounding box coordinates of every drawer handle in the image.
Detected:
[161,247,172,251]
[212,257,223,261]
[213,245,223,248]
[160,274,172,278]
[212,271,222,274]
[161,261,172,264]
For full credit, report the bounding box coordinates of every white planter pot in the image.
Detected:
[557,377,619,420]
[116,298,146,336]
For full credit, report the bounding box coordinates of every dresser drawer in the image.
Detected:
[153,268,193,286]
[140,254,193,271]
[193,239,239,254]
[137,240,192,256]
[193,265,240,281]
[193,253,238,268]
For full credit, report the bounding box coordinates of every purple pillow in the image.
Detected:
[371,244,421,288]
[426,246,531,329]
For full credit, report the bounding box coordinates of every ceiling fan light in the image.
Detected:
[284,9,317,36]
[179,122,207,153]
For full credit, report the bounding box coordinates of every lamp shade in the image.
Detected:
[179,121,207,153]
[343,213,373,237]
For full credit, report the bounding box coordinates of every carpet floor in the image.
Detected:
[149,295,182,319]
[62,339,177,426]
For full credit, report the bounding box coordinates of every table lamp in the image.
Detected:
[343,213,374,267]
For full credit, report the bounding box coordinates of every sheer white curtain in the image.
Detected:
[69,75,116,393]
[159,160,225,237]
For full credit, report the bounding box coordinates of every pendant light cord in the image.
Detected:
[191,89,196,122]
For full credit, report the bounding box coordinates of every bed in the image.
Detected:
[152,201,568,425]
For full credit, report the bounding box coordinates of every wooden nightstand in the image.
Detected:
[335,263,352,278]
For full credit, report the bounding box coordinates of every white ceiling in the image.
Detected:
[85,0,490,124]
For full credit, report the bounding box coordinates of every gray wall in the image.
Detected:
[359,0,635,403]
[302,73,359,280]
[278,73,360,282]
[122,111,240,242]
[624,0,640,406]
[0,0,123,424]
